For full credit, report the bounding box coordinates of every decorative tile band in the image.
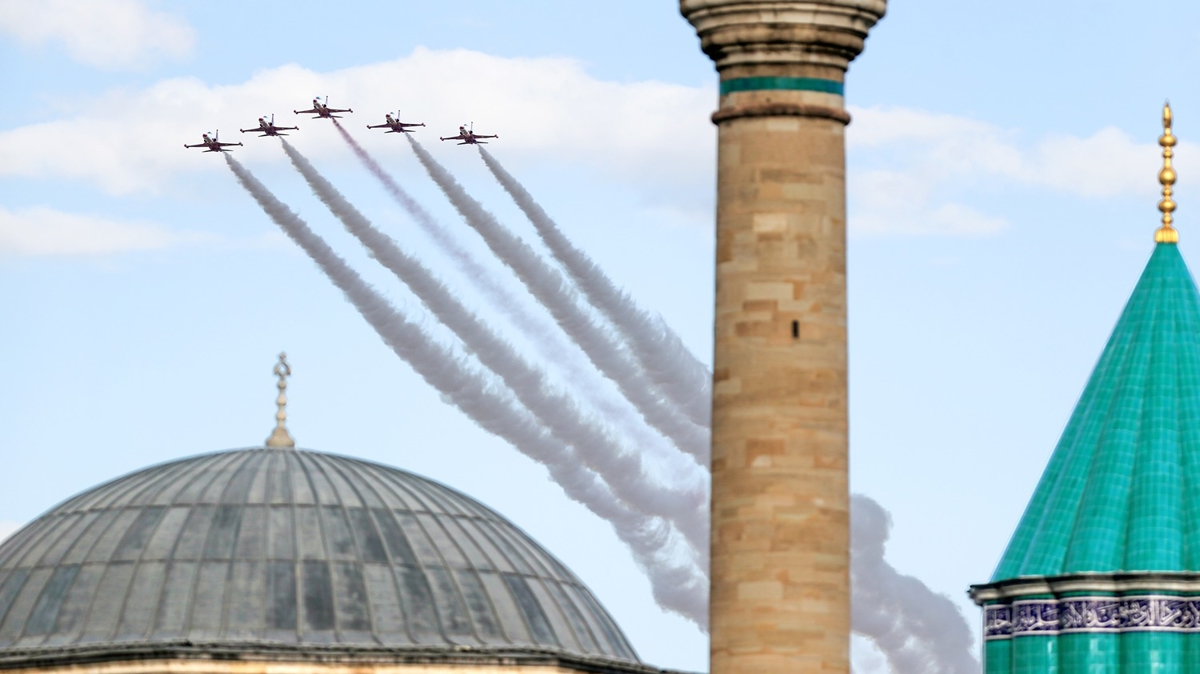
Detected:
[986,596,1200,640]
[719,77,844,96]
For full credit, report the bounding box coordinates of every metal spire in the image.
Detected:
[265,352,295,448]
[1157,102,1179,244]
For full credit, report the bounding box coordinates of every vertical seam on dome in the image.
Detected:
[490,519,583,650]
[379,467,480,645]
[56,455,220,646]
[361,465,456,644]
[1068,286,1162,572]
[281,449,302,640]
[107,457,205,643]
[175,452,253,639]
[399,478,498,647]
[211,451,259,639]
[150,451,241,641]
[303,454,379,643]
[293,450,338,638]
[330,458,420,646]
[1177,281,1200,568]
[434,509,520,646]
[470,519,547,645]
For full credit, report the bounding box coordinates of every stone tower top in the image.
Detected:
[679,0,888,81]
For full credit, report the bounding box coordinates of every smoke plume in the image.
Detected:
[225,153,709,628]
[850,494,979,674]
[407,135,711,466]
[334,121,671,458]
[478,147,712,428]
[279,139,709,558]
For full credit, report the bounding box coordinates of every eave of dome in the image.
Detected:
[0,448,638,663]
[0,642,686,674]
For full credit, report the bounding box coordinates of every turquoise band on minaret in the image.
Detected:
[719,77,844,96]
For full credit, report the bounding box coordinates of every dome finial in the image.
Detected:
[1157,101,1180,244]
[265,352,295,448]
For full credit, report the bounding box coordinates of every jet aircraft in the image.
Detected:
[241,114,298,137]
[367,112,424,133]
[183,131,242,153]
[295,96,352,119]
[440,124,498,145]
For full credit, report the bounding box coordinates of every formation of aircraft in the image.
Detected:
[241,114,298,137]
[440,124,498,145]
[295,96,353,119]
[367,112,425,134]
[183,131,242,153]
[186,98,501,152]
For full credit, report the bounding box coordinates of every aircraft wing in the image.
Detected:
[327,107,352,114]
[367,123,388,129]
[294,107,318,115]
[440,134,466,142]
[475,134,498,139]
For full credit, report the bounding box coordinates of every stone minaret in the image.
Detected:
[678,2,886,672]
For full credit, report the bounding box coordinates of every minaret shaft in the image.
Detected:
[680,1,885,672]
[712,113,850,673]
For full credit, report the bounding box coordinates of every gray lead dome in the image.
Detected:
[0,448,638,662]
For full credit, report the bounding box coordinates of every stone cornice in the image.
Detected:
[711,102,851,125]
[679,0,888,74]
[970,572,1200,605]
[0,642,689,674]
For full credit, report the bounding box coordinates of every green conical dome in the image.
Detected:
[993,243,1200,580]
[973,242,1200,674]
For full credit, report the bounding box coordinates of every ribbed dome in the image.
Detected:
[993,243,1200,579]
[0,448,638,662]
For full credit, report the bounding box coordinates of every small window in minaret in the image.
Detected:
[792,320,800,339]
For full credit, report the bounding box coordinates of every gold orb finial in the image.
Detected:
[265,352,296,448]
[1157,101,1180,244]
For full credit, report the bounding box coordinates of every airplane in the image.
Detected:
[294,96,352,119]
[240,114,298,137]
[439,123,498,145]
[367,112,424,134]
[183,130,242,153]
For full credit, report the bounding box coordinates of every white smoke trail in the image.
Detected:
[850,494,979,674]
[279,139,709,558]
[407,136,711,466]
[478,148,712,429]
[333,122,681,468]
[224,153,709,628]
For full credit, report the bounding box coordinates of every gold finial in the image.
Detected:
[265,352,296,448]
[1157,102,1180,244]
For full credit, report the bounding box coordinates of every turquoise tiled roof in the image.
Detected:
[994,242,1200,580]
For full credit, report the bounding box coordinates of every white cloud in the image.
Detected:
[846,105,1182,238]
[0,521,19,543]
[0,48,715,195]
[0,63,1175,241]
[0,206,218,256]
[0,0,195,69]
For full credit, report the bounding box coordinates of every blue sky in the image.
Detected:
[3,1,1200,671]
